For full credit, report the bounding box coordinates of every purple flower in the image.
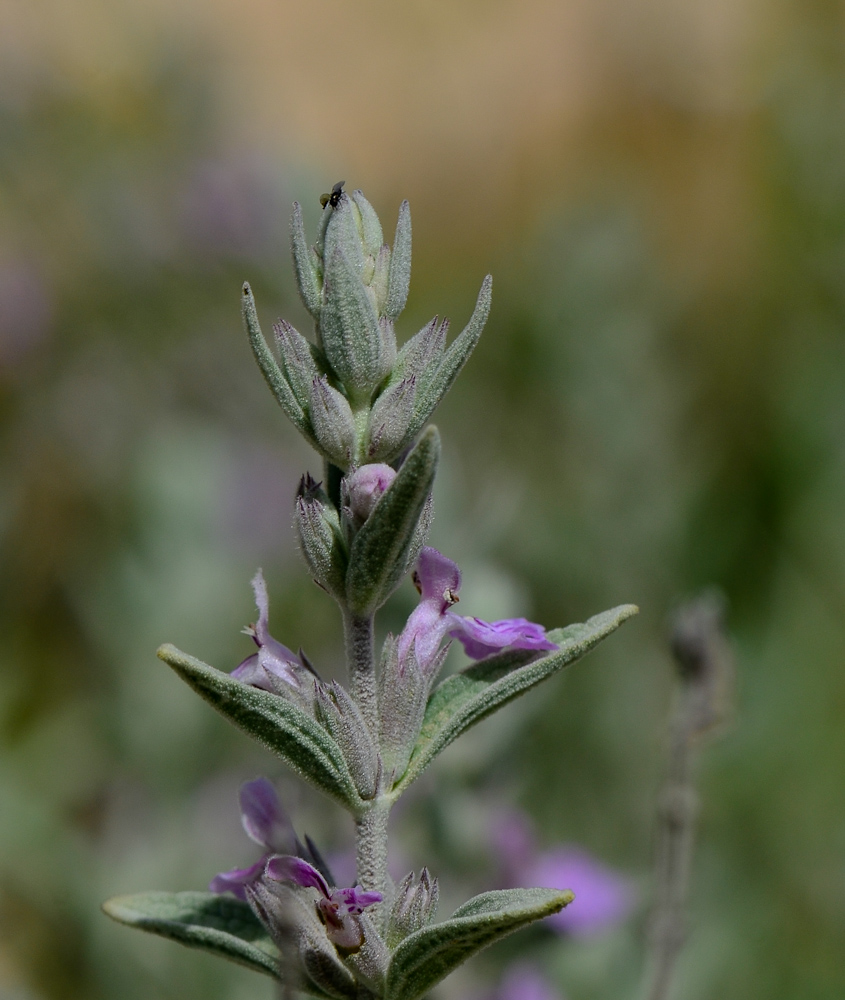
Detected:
[209,778,296,899]
[451,616,557,661]
[492,963,563,1000]
[230,569,303,691]
[526,847,636,938]
[489,809,636,938]
[344,463,396,525]
[266,855,382,952]
[398,548,556,673]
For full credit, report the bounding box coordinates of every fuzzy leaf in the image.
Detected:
[345,426,440,615]
[102,891,281,980]
[242,283,316,444]
[320,247,385,400]
[350,189,384,259]
[385,888,572,1000]
[386,200,411,320]
[405,275,491,440]
[158,645,364,812]
[291,202,322,318]
[393,604,638,792]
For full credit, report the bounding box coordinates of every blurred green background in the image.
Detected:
[2,1,845,997]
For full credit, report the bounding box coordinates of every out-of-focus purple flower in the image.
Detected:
[344,463,396,525]
[526,847,636,938]
[231,569,303,691]
[491,963,563,1000]
[488,807,536,881]
[209,778,296,899]
[266,855,382,951]
[488,809,636,938]
[397,548,556,673]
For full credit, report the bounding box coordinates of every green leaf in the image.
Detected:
[320,247,385,401]
[290,201,322,319]
[345,426,440,615]
[385,200,411,320]
[385,888,573,1000]
[393,604,638,792]
[242,283,316,444]
[405,275,491,440]
[102,891,281,980]
[158,645,365,813]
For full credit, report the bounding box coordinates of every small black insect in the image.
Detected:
[319,180,346,209]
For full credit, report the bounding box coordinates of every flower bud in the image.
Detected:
[318,196,390,402]
[366,376,417,462]
[309,376,357,469]
[315,680,381,800]
[386,869,439,948]
[295,474,347,600]
[344,463,396,529]
[377,635,429,786]
[274,319,322,412]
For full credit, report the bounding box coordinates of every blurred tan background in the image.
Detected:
[2,0,845,998]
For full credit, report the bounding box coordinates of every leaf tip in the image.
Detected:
[156,643,178,663]
[101,895,133,924]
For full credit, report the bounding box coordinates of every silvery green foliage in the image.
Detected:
[102,892,282,980]
[248,187,492,469]
[104,185,637,999]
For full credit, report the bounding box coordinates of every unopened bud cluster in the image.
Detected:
[244,186,491,471]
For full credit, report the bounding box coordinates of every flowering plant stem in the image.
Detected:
[102,185,638,1000]
[344,609,391,901]
[356,799,391,905]
[344,612,379,741]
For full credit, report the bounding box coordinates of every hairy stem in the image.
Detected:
[355,799,391,904]
[344,612,379,736]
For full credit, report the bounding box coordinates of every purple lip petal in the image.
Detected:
[332,886,383,914]
[399,548,555,672]
[239,778,293,851]
[265,855,331,898]
[448,615,557,661]
[208,859,266,899]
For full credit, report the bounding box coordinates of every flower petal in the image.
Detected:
[415,547,461,605]
[331,886,383,915]
[208,859,266,900]
[527,847,636,937]
[265,855,331,898]
[239,778,294,852]
[448,615,557,661]
[231,572,302,690]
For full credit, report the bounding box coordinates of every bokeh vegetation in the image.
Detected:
[2,1,845,997]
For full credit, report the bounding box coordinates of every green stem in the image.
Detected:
[343,612,391,908]
[344,612,379,736]
[356,798,391,903]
